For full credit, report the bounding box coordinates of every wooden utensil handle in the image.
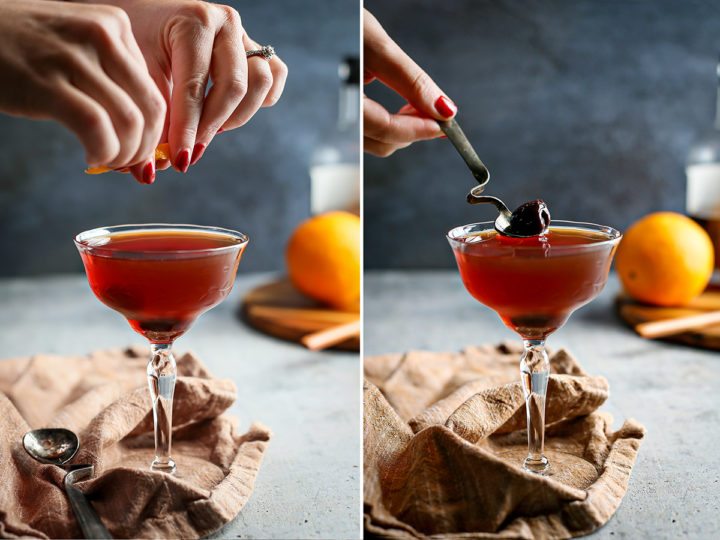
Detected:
[301,320,360,351]
[636,310,720,339]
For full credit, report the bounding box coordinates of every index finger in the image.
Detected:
[364,9,456,121]
[195,5,247,148]
[167,25,214,172]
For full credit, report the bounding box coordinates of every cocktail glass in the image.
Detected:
[74,224,248,472]
[447,220,621,474]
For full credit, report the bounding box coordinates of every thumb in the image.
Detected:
[363,9,457,120]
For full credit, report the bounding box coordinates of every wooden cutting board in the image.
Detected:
[240,278,359,351]
[615,288,720,350]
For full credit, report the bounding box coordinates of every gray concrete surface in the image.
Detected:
[0,273,361,539]
[365,270,720,539]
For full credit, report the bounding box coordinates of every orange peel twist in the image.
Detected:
[85,143,171,174]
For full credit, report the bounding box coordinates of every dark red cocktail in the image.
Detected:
[75,224,248,472]
[76,228,246,343]
[450,225,618,339]
[447,220,621,474]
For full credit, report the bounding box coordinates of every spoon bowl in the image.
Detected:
[466,188,550,238]
[23,428,79,465]
[23,428,112,538]
[465,190,518,237]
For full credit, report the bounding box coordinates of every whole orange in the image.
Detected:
[286,211,360,310]
[616,212,714,306]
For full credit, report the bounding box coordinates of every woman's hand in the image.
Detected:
[0,0,166,183]
[77,0,288,173]
[364,9,456,157]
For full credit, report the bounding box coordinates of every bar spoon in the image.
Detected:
[23,428,112,539]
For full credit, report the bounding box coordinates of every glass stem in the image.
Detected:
[520,339,549,473]
[147,343,176,472]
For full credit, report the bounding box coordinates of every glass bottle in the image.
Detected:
[310,56,360,215]
[686,56,720,279]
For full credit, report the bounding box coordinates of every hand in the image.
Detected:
[79,0,288,173]
[0,0,166,183]
[363,9,456,157]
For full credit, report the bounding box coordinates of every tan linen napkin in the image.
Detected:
[0,345,271,539]
[364,342,645,539]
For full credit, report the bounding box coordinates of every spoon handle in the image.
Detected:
[438,118,490,189]
[64,466,113,539]
[465,192,512,216]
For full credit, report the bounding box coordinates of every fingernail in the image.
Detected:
[142,160,155,184]
[175,149,191,173]
[440,134,448,139]
[216,128,224,134]
[190,143,207,166]
[434,96,457,118]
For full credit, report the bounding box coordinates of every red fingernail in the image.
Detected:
[216,128,224,134]
[176,149,190,173]
[434,96,457,118]
[440,135,448,139]
[190,143,207,166]
[142,160,155,184]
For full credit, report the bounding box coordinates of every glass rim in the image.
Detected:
[446,220,622,250]
[74,223,249,255]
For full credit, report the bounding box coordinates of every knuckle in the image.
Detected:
[89,133,118,164]
[96,145,118,165]
[276,59,289,78]
[182,75,208,102]
[408,70,432,100]
[119,105,143,132]
[38,45,79,74]
[79,107,107,136]
[104,6,131,27]
[225,77,248,101]
[179,3,214,27]
[254,69,273,92]
[376,112,396,142]
[88,7,129,39]
[145,92,167,127]
[263,93,280,107]
[218,4,242,26]
[374,40,395,67]
[84,20,114,47]
[150,92,167,118]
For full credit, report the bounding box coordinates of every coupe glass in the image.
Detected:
[75,224,248,472]
[447,220,621,474]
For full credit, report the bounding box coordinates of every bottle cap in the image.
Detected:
[340,56,360,85]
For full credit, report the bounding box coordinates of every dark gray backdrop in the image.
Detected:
[0,0,358,276]
[364,0,720,268]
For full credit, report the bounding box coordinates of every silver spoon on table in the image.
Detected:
[438,118,550,238]
[23,428,112,539]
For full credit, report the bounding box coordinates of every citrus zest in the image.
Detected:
[84,143,171,174]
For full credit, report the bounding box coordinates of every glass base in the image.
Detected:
[523,455,549,474]
[497,447,598,487]
[151,458,176,473]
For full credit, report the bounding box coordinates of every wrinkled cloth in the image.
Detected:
[364,342,645,539]
[0,345,270,539]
